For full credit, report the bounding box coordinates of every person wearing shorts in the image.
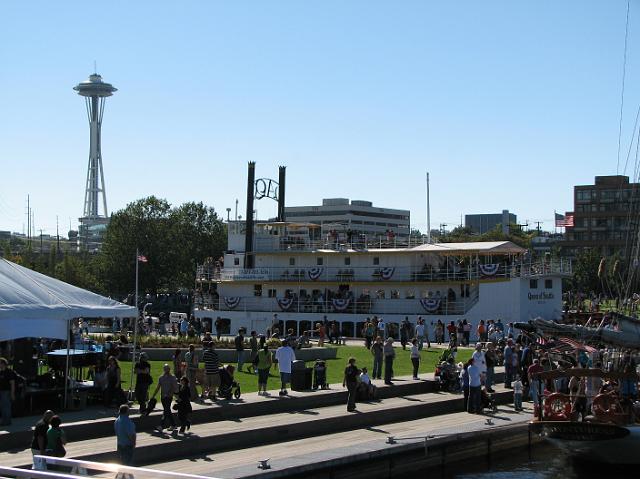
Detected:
[201,341,220,400]
[274,340,296,396]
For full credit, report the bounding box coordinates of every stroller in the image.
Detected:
[217,365,241,400]
[481,388,498,413]
[313,360,329,390]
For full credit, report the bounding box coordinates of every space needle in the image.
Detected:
[74,72,117,251]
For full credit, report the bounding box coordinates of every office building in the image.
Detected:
[562,175,640,257]
[465,210,516,235]
[284,198,410,237]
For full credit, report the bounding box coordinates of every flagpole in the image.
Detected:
[129,248,140,399]
[554,210,557,235]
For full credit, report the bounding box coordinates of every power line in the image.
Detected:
[617,0,631,175]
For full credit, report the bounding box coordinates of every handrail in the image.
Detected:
[29,455,216,479]
[196,260,572,283]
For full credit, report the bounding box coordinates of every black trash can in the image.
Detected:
[291,360,312,391]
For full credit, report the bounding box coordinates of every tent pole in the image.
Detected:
[64,319,71,410]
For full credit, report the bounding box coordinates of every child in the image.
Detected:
[358,367,376,399]
[513,374,523,411]
[409,338,420,380]
[176,377,192,433]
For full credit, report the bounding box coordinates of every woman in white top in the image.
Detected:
[409,339,420,380]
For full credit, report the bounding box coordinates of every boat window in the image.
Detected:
[285,320,298,336]
[254,284,262,297]
[289,257,295,266]
[529,279,538,289]
[405,289,415,299]
[344,257,351,266]
[268,289,277,297]
[545,279,553,289]
[376,289,385,299]
[391,289,400,299]
[317,257,323,266]
[234,257,240,266]
[341,322,354,337]
[373,257,380,265]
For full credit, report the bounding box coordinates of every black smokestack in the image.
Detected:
[244,161,255,268]
[278,165,286,222]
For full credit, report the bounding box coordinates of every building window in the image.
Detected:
[268,289,277,297]
[545,279,553,289]
[254,284,263,296]
[317,257,323,266]
[345,257,351,266]
[289,257,295,266]
[376,289,385,299]
[391,289,400,299]
[234,257,240,266]
[530,279,538,289]
[373,257,380,265]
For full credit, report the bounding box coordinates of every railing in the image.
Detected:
[251,234,429,253]
[196,259,573,283]
[4,455,216,479]
[195,289,481,316]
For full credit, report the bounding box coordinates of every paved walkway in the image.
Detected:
[149,404,533,478]
[0,381,512,469]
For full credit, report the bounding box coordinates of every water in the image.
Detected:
[422,443,634,478]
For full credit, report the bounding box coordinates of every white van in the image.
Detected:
[169,312,188,324]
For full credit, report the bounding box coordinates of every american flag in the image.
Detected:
[555,213,574,228]
[137,254,148,263]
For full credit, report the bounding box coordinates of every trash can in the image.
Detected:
[291,361,312,391]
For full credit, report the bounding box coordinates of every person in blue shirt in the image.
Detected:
[467,358,483,414]
[503,339,514,388]
[114,405,136,466]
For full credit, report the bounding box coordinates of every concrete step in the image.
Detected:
[0,385,514,469]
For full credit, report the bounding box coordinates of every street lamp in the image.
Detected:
[226,208,231,222]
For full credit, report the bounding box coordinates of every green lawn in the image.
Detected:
[117,345,472,395]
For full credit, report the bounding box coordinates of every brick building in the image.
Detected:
[562,175,640,257]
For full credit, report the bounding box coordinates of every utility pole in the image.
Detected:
[56,216,60,254]
[39,229,44,256]
[534,221,542,234]
[27,195,30,247]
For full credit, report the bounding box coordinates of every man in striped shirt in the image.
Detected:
[201,341,220,401]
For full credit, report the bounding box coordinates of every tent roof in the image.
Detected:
[0,258,137,340]
[409,241,526,255]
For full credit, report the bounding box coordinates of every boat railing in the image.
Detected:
[196,259,572,283]
[194,295,478,316]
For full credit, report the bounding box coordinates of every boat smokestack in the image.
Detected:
[245,161,256,268]
[278,165,286,222]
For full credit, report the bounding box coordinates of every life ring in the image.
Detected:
[544,392,571,421]
[592,393,621,422]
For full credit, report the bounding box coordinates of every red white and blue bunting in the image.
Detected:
[277,297,295,311]
[419,298,440,313]
[332,298,351,312]
[308,267,323,281]
[479,263,499,277]
[223,297,241,310]
[380,267,395,280]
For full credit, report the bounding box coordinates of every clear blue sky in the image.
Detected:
[1,1,639,236]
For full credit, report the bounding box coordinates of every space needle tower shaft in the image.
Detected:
[74,73,117,220]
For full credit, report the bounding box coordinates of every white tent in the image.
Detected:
[0,258,137,341]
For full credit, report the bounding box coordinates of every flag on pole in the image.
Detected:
[137,254,148,263]
[555,213,574,227]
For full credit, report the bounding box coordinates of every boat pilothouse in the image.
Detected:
[193,220,572,337]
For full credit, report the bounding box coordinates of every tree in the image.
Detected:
[98,196,227,296]
[569,248,602,295]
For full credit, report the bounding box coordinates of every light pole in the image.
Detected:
[128,302,153,399]
[226,208,231,222]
